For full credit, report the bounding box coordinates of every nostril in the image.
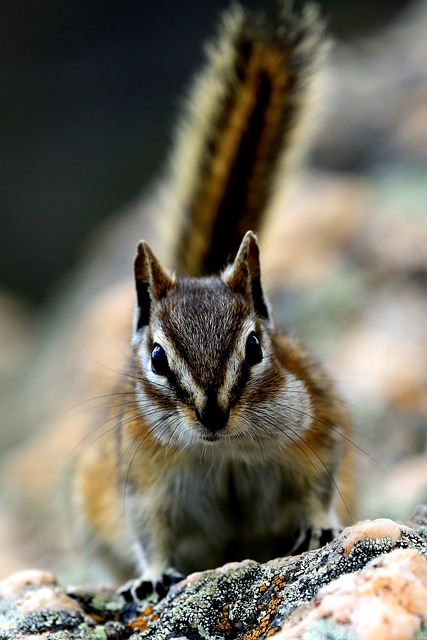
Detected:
[196,406,229,432]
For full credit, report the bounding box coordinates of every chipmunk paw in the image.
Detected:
[118,570,184,602]
[290,525,342,554]
[308,526,342,550]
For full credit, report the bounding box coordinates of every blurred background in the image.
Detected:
[0,0,416,304]
[0,0,426,581]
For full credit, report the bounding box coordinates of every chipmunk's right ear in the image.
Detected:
[134,241,174,331]
[223,231,270,321]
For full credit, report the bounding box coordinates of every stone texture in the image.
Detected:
[0,512,426,640]
[276,548,427,639]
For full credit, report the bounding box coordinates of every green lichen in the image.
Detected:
[15,610,84,635]
[1,522,426,639]
[42,632,79,640]
[130,526,427,639]
[302,620,357,640]
[89,593,118,611]
[397,529,427,559]
[131,562,281,640]
[82,624,108,640]
[415,526,427,546]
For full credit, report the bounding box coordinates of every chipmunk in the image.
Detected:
[73,2,354,600]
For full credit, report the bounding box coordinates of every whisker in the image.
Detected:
[274,401,376,464]
[119,411,180,513]
[66,405,143,458]
[65,391,141,413]
[259,411,353,524]
[91,360,143,383]
[280,386,359,409]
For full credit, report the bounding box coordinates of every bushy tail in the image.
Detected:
[160,2,327,276]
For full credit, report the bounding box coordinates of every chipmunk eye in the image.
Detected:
[245,332,263,367]
[151,344,170,376]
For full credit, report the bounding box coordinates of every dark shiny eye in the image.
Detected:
[151,344,170,376]
[245,332,263,367]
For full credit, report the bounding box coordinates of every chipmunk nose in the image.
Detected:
[196,395,229,432]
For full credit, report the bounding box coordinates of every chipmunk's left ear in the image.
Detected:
[223,231,270,320]
[134,241,175,331]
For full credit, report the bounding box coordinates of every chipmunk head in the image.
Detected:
[132,232,303,449]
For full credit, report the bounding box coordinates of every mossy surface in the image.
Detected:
[1,517,426,640]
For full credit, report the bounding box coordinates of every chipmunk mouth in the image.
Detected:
[202,432,222,442]
[196,419,229,443]
[196,422,231,443]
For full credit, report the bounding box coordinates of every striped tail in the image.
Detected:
[160,2,327,276]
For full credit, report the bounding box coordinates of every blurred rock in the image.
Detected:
[315,0,427,169]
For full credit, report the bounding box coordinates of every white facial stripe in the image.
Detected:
[219,317,266,405]
[144,325,205,405]
[135,317,314,454]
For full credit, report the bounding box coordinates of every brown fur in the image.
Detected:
[75,233,354,583]
[162,2,327,276]
[72,3,354,588]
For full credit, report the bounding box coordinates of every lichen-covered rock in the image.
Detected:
[0,513,426,640]
[275,548,427,640]
[0,569,121,639]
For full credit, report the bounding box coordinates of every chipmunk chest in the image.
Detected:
[168,459,297,537]
[160,459,302,572]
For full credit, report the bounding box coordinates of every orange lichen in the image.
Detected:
[243,574,287,640]
[217,603,235,634]
[125,606,160,634]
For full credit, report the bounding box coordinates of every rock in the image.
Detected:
[276,548,427,640]
[0,512,426,639]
